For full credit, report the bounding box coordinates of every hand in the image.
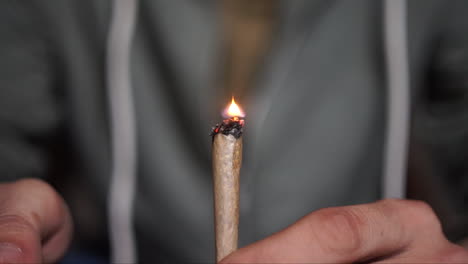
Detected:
[222,199,468,263]
[0,178,72,263]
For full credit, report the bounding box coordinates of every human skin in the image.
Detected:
[0,179,72,264]
[0,180,467,263]
[221,199,468,263]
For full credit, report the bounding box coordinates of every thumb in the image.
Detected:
[0,178,73,263]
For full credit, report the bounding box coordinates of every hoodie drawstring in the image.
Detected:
[382,0,410,199]
[106,0,139,263]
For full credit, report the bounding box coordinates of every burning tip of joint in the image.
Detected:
[223,97,245,119]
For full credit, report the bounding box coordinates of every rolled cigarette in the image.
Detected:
[211,117,244,262]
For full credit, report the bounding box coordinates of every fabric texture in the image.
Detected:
[0,0,467,262]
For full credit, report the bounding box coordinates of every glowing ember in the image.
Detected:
[224,97,245,118]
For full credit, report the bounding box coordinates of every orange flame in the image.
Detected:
[224,97,245,118]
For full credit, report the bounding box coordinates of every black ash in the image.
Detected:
[210,118,245,139]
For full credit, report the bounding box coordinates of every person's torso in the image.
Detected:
[37,0,450,261]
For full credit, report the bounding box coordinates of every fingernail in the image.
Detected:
[0,243,22,263]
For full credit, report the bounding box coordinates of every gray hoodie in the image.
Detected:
[0,0,467,262]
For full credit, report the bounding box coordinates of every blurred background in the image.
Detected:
[0,0,467,263]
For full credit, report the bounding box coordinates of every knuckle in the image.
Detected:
[311,207,366,256]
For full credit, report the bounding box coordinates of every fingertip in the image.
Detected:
[0,243,23,264]
[0,215,42,264]
[0,243,41,264]
[42,207,73,263]
[0,178,73,263]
